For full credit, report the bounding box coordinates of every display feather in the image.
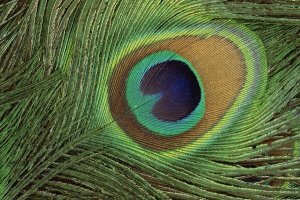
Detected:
[1,0,300,199]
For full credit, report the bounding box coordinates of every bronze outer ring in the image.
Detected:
[109,36,245,150]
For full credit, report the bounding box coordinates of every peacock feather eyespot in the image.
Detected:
[108,22,268,152]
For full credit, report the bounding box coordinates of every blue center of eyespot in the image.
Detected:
[126,50,205,136]
[140,60,201,122]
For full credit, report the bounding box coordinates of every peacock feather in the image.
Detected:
[1,0,300,199]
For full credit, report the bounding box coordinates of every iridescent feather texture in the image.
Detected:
[1,0,300,199]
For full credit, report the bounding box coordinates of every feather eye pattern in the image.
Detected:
[1,0,300,199]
